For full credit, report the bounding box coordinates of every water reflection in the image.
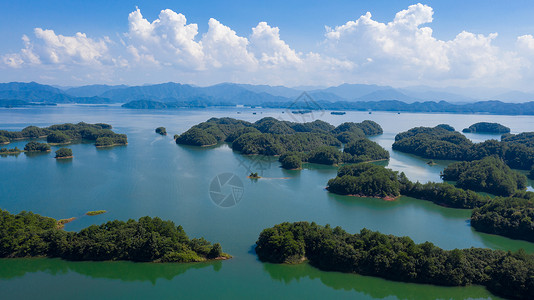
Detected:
[262,262,499,300]
[0,258,222,284]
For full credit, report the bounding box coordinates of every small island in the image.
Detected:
[55,148,73,159]
[86,210,107,216]
[248,172,261,179]
[0,147,22,155]
[0,122,127,148]
[155,127,167,135]
[24,141,51,152]
[330,111,346,115]
[0,209,231,263]
[462,122,510,134]
[255,222,533,300]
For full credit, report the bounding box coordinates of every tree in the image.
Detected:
[24,141,50,152]
[55,148,72,158]
[155,127,167,135]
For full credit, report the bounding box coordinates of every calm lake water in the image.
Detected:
[1,105,533,299]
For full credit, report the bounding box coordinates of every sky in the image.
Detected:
[1,0,534,90]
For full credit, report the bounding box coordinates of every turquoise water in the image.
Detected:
[1,105,533,299]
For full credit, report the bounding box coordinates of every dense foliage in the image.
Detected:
[327,163,489,208]
[327,164,404,198]
[462,122,510,134]
[55,148,72,158]
[393,126,534,169]
[24,141,51,152]
[471,193,534,242]
[0,122,127,147]
[441,156,527,196]
[155,127,167,135]
[177,117,388,167]
[0,209,228,263]
[255,222,533,299]
[0,147,22,154]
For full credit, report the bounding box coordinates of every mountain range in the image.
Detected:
[1,81,534,105]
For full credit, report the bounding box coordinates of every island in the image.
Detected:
[0,147,22,155]
[0,122,127,148]
[441,156,527,196]
[0,209,230,263]
[330,111,346,115]
[24,141,51,152]
[55,148,73,159]
[248,172,261,179]
[392,125,534,170]
[255,222,533,300]
[85,210,107,216]
[326,163,533,241]
[155,127,167,135]
[176,117,388,167]
[462,122,511,134]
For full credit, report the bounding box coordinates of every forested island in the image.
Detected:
[326,163,533,241]
[0,209,230,263]
[255,222,533,299]
[392,125,534,170]
[176,117,388,167]
[441,156,527,196]
[462,122,510,134]
[0,122,127,147]
[55,148,73,159]
[155,127,167,135]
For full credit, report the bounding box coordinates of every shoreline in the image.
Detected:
[55,156,73,159]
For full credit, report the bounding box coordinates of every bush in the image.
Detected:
[24,141,50,152]
[55,148,72,158]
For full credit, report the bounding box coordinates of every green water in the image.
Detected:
[1,105,533,299]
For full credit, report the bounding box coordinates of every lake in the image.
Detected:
[1,105,533,299]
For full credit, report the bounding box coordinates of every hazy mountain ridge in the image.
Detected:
[2,81,534,106]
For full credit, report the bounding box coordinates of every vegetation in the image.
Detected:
[155,127,167,135]
[255,222,533,300]
[24,141,50,152]
[393,126,534,169]
[529,166,534,180]
[0,136,8,144]
[471,193,534,242]
[249,172,261,179]
[462,122,510,134]
[279,153,302,169]
[55,148,73,158]
[327,164,403,199]
[441,156,527,196]
[0,122,127,148]
[177,117,387,167]
[0,147,22,155]
[86,210,107,216]
[0,209,229,263]
[327,163,489,208]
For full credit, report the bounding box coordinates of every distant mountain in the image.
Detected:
[0,82,114,104]
[233,83,302,98]
[307,91,346,102]
[399,88,476,103]
[311,83,391,100]
[122,98,234,109]
[100,82,290,105]
[65,84,129,97]
[356,88,418,102]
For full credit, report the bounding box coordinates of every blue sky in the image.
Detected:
[1,1,534,89]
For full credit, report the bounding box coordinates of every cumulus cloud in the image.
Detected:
[2,28,111,67]
[3,4,534,88]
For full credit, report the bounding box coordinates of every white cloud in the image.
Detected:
[3,4,534,89]
[2,28,111,67]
